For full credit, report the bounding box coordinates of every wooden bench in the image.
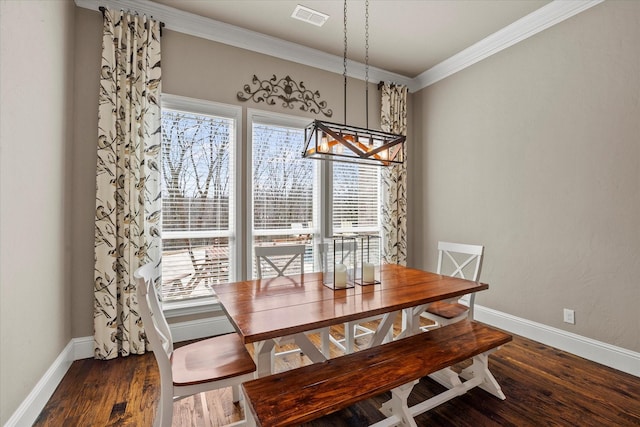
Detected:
[242,320,512,427]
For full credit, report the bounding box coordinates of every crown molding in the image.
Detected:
[74,0,415,90]
[414,0,605,90]
[75,0,603,93]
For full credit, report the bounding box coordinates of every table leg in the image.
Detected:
[253,339,275,377]
[292,332,327,363]
[365,311,398,348]
[395,305,427,340]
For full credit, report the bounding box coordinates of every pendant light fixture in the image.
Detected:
[302,0,405,166]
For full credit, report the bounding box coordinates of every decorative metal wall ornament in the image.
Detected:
[237,74,333,117]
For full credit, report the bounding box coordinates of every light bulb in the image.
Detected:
[320,135,329,153]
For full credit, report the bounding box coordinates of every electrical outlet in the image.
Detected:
[563,308,575,324]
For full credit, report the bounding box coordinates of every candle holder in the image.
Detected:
[355,234,381,286]
[322,235,356,290]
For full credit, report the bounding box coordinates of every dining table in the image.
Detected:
[215,263,489,377]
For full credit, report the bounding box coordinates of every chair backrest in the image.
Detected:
[255,244,306,278]
[134,263,173,378]
[436,241,484,281]
[436,241,484,317]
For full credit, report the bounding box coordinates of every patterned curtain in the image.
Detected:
[94,8,162,359]
[380,83,408,265]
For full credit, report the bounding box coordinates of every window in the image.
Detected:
[249,112,318,277]
[333,162,380,235]
[248,110,382,279]
[159,99,382,301]
[160,95,240,302]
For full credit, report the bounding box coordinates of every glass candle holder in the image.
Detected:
[355,234,381,286]
[322,235,357,290]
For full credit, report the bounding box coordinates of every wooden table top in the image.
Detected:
[215,263,488,344]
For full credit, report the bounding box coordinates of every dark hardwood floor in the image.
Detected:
[34,321,640,426]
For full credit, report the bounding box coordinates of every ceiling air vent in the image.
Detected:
[291,5,329,27]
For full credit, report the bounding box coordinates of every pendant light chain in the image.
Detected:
[343,0,348,125]
[344,0,370,128]
[302,1,406,165]
[365,0,370,129]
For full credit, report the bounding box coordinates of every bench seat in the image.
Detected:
[242,320,512,427]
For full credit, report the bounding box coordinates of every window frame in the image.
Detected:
[246,109,328,278]
[160,94,243,312]
[158,97,382,312]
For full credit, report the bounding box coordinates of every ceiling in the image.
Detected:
[150,0,550,78]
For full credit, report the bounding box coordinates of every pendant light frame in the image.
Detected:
[303,119,404,166]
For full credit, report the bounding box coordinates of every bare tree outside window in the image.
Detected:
[252,123,315,276]
[253,124,313,230]
[160,109,234,300]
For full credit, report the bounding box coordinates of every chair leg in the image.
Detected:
[158,383,174,427]
[232,384,241,403]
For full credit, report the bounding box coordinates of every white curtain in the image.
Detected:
[94,8,162,359]
[380,83,408,265]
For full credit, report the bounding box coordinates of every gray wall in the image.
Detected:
[409,0,640,352]
[0,0,75,423]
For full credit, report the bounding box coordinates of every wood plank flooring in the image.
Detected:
[34,321,640,426]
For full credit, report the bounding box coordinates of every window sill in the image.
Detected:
[162,296,221,318]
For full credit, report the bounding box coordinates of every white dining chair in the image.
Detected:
[420,241,484,330]
[254,244,330,368]
[134,263,256,427]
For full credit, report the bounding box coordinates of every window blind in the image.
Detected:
[161,108,235,300]
[333,162,380,234]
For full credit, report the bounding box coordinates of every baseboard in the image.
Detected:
[4,340,75,427]
[4,316,234,426]
[474,305,640,377]
[8,309,638,426]
[72,335,95,360]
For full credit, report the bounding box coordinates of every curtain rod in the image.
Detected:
[98,6,165,36]
[378,81,399,90]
